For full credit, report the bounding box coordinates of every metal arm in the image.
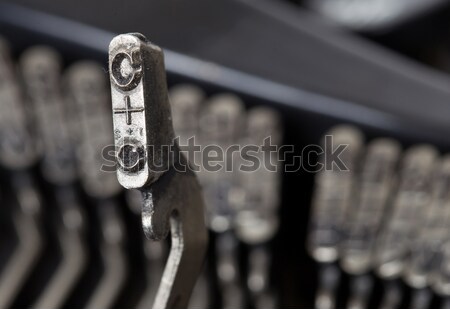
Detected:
[235,106,283,309]
[0,38,43,309]
[67,61,127,309]
[20,46,88,309]
[0,171,42,309]
[341,138,400,309]
[108,33,208,309]
[308,125,364,309]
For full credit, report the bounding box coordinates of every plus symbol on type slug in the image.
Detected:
[113,95,144,125]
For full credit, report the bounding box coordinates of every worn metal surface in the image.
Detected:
[109,33,208,309]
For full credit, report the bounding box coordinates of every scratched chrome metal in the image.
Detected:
[109,33,208,309]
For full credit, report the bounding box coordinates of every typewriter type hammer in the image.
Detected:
[109,33,208,309]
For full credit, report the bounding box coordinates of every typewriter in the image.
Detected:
[0,0,450,308]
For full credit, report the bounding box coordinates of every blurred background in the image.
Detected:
[1,0,450,308]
